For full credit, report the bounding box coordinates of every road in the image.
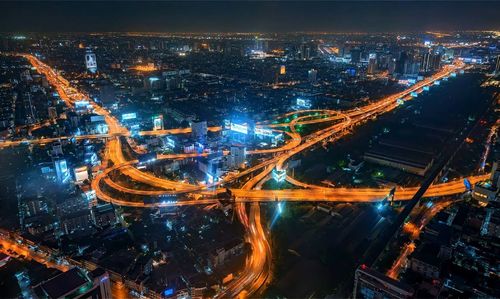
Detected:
[9,53,472,297]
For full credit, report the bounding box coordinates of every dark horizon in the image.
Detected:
[1,1,500,33]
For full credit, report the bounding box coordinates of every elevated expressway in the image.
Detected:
[19,54,477,298]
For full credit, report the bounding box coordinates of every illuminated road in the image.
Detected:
[15,54,473,297]
[387,199,454,279]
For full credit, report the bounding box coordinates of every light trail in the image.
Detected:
[17,53,471,298]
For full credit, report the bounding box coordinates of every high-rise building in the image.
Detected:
[367,53,377,75]
[350,48,362,64]
[84,48,97,73]
[54,159,70,183]
[388,58,397,75]
[32,267,112,299]
[228,145,246,169]
[298,43,311,60]
[144,76,163,90]
[308,69,318,83]
[74,166,89,184]
[420,51,441,72]
[191,120,208,141]
[396,51,408,74]
[353,265,414,299]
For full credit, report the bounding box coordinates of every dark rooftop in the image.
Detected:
[34,267,90,299]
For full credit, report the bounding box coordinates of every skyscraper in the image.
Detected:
[229,145,246,169]
[367,53,377,74]
[191,119,208,141]
[420,51,441,72]
[54,159,70,184]
[351,47,362,64]
[85,48,97,73]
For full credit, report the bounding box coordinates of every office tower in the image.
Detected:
[299,43,311,60]
[420,51,432,72]
[191,120,208,140]
[51,142,63,156]
[421,52,441,72]
[54,159,70,183]
[388,58,397,75]
[353,265,414,299]
[350,47,362,64]
[144,76,163,90]
[308,69,318,83]
[74,166,89,184]
[84,48,97,73]
[367,53,377,74]
[229,145,246,169]
[396,51,408,74]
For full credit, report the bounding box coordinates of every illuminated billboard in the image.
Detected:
[230,123,248,134]
[122,113,137,120]
[75,100,90,108]
[153,115,163,131]
[254,127,274,137]
[90,115,105,122]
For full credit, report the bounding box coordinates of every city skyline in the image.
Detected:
[0,3,499,298]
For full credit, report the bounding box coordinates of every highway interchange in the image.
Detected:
[3,54,487,297]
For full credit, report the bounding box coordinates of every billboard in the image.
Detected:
[230,123,248,134]
[254,128,274,137]
[75,100,90,108]
[90,115,105,122]
[122,113,137,120]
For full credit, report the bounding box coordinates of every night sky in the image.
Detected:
[1,1,499,33]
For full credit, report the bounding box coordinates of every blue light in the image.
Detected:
[376,203,384,211]
[277,202,283,214]
[163,288,174,296]
[272,169,287,183]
